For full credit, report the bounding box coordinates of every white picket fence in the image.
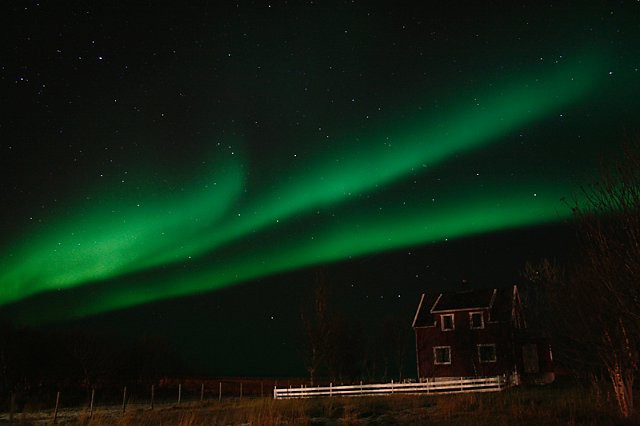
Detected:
[273,375,510,399]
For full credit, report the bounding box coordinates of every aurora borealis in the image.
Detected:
[0,52,605,312]
[3,0,640,374]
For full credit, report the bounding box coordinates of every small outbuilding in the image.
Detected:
[412,285,554,384]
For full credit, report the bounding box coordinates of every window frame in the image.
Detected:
[440,313,455,331]
[433,346,452,365]
[469,311,485,329]
[478,344,497,363]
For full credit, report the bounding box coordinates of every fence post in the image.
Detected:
[329,382,333,397]
[200,383,204,402]
[460,377,463,391]
[9,392,15,425]
[122,386,127,415]
[89,388,95,418]
[150,384,155,410]
[391,380,394,394]
[178,383,182,404]
[52,391,60,423]
[360,380,363,395]
[219,382,222,402]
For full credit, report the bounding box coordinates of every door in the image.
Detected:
[522,344,539,374]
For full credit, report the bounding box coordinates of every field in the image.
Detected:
[2,382,638,425]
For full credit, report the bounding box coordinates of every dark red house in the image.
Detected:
[412,285,554,384]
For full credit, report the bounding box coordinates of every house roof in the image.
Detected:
[412,293,439,328]
[430,288,496,313]
[412,285,517,327]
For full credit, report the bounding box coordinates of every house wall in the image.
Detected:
[415,311,515,379]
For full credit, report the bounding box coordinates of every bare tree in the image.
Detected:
[524,141,640,418]
[523,260,611,386]
[571,142,640,418]
[300,273,331,385]
[324,314,365,383]
[381,316,410,382]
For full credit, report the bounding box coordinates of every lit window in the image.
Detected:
[478,344,497,363]
[441,314,455,331]
[470,312,484,329]
[434,346,452,365]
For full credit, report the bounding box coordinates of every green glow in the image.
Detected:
[0,53,608,319]
[10,179,570,324]
[113,54,602,267]
[0,159,243,304]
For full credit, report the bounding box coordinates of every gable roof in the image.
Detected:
[412,293,439,328]
[412,285,518,327]
[431,288,496,313]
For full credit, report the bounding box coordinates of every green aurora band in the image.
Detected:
[0,53,609,321]
[0,162,244,305]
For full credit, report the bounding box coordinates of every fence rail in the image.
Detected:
[273,375,510,399]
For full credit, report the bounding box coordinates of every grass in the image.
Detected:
[3,383,637,425]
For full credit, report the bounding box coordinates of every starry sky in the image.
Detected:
[2,1,639,375]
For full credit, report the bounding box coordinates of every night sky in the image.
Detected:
[2,1,639,376]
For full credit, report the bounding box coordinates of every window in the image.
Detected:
[434,346,452,365]
[469,312,484,329]
[478,344,497,363]
[441,314,455,331]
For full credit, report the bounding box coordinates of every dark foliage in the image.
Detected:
[523,140,640,418]
[0,320,182,410]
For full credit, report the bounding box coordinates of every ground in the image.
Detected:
[1,381,637,425]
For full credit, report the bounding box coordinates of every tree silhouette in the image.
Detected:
[300,272,331,385]
[524,140,640,418]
